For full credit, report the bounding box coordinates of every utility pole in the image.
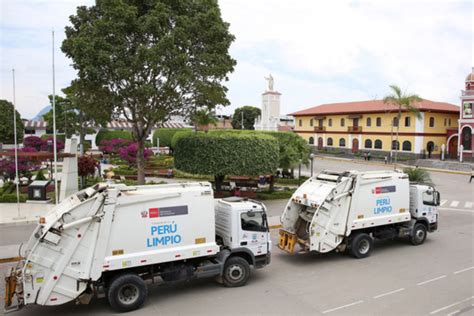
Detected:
[52,30,59,205]
[241,110,244,129]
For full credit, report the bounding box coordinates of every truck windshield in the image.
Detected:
[422,190,437,206]
[241,211,267,232]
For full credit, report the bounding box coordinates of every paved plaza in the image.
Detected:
[1,158,472,315]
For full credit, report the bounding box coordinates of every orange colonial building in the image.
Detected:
[291,99,459,158]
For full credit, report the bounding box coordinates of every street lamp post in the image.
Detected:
[310,153,315,177]
[12,68,24,220]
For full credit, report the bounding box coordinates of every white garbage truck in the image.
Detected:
[4,182,270,313]
[278,170,440,258]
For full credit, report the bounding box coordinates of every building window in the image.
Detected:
[393,117,399,127]
[405,117,410,127]
[364,139,372,148]
[392,140,400,150]
[310,119,313,127]
[448,118,452,126]
[376,117,382,127]
[429,117,435,127]
[299,119,302,127]
[402,141,412,151]
[374,139,382,149]
[24,129,35,135]
[327,137,333,146]
[328,118,332,127]
[444,118,447,126]
[309,137,314,145]
[339,138,346,147]
[366,117,371,127]
[341,118,345,127]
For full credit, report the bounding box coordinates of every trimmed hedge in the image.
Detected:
[0,193,27,203]
[256,189,295,200]
[152,128,192,148]
[95,129,132,146]
[40,134,66,142]
[209,130,310,169]
[171,130,193,149]
[174,133,279,176]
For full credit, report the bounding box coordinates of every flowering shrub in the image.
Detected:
[78,155,99,177]
[118,143,153,166]
[99,138,132,155]
[0,147,41,181]
[23,136,44,151]
[23,136,64,152]
[40,136,65,152]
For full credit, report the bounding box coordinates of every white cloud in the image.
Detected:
[0,0,472,119]
[219,0,473,114]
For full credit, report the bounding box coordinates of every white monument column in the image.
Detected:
[255,74,282,131]
[60,138,79,201]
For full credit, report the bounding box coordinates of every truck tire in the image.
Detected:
[223,256,250,287]
[350,233,373,259]
[107,273,148,312]
[410,223,427,246]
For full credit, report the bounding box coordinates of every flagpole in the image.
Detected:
[12,69,23,219]
[52,30,59,205]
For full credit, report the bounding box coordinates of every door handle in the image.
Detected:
[240,241,248,246]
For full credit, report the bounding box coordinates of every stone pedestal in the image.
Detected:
[255,91,282,131]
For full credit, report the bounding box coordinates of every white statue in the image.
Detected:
[264,74,274,91]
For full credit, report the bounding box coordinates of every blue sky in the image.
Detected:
[1,0,473,119]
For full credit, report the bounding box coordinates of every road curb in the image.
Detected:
[315,155,471,175]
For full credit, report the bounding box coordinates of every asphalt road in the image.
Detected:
[1,159,473,315]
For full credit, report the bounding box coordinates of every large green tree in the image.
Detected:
[231,106,261,130]
[62,0,236,184]
[174,133,279,191]
[43,95,77,138]
[0,99,24,144]
[383,85,422,165]
[263,131,310,171]
[63,80,112,154]
[43,81,111,152]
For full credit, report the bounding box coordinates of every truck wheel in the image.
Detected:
[350,233,373,259]
[107,273,148,312]
[410,223,427,246]
[223,256,250,287]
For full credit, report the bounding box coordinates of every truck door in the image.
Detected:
[239,210,269,257]
[421,189,440,224]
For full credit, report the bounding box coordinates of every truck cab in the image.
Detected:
[409,184,440,232]
[215,197,271,268]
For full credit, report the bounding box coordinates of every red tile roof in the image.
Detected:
[277,125,293,132]
[290,99,459,116]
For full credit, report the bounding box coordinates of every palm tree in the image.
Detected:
[403,167,432,184]
[193,108,218,133]
[383,85,422,167]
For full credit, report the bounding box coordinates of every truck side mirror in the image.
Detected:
[435,191,441,206]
